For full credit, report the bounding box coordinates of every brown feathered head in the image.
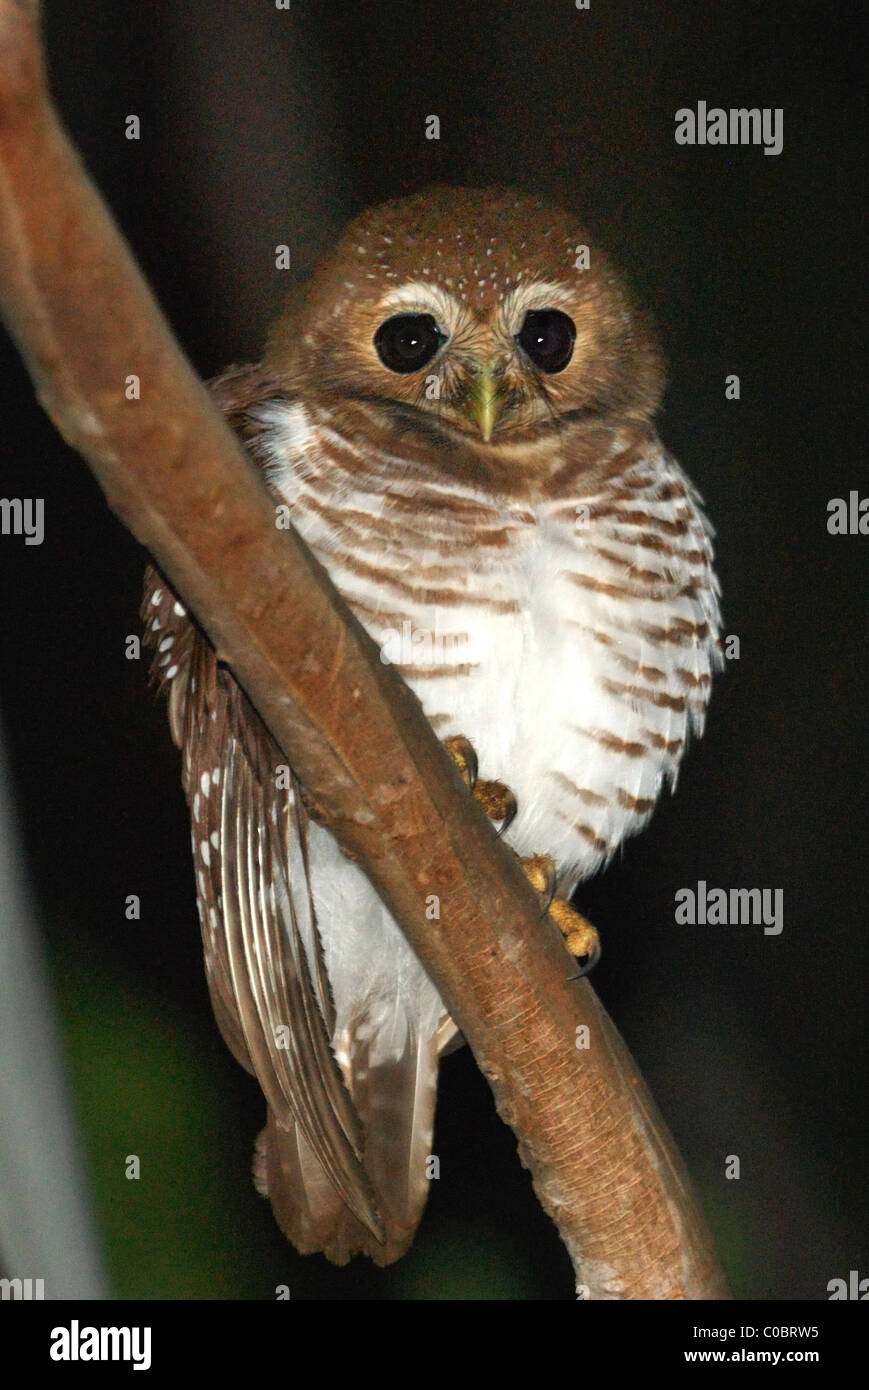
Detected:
[267,186,665,441]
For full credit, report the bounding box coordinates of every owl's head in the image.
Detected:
[268,187,664,444]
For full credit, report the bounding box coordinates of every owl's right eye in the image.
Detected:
[515,309,576,374]
[374,314,445,374]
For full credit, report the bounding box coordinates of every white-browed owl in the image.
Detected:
[143,186,722,1265]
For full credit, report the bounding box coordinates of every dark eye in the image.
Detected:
[515,309,576,373]
[374,314,445,374]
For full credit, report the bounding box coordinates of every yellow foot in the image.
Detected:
[548,897,601,970]
[443,737,600,974]
[519,852,601,974]
[443,735,517,833]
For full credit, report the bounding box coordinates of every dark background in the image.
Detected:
[0,0,864,1299]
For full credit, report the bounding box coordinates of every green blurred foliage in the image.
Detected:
[48,930,574,1299]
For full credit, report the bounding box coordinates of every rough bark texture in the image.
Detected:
[0,0,729,1298]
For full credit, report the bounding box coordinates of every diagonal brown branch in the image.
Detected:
[0,0,729,1298]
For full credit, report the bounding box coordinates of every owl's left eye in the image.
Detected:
[515,309,576,373]
[374,314,446,373]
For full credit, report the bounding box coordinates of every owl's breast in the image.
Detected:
[256,402,722,889]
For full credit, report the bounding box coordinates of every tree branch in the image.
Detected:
[0,0,729,1298]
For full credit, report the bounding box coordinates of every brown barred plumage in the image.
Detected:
[144,187,722,1265]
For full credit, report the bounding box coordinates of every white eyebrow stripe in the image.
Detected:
[502,280,575,329]
[379,281,462,325]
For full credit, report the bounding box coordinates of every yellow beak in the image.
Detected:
[466,361,499,442]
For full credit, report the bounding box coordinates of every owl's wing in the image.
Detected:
[142,360,390,1247]
[141,365,453,1264]
[143,567,386,1247]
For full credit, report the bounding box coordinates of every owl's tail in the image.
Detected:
[253,1027,444,1266]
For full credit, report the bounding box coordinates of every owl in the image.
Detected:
[143,186,722,1266]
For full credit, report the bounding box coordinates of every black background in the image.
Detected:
[0,0,864,1299]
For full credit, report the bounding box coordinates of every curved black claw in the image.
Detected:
[475,780,518,836]
[444,734,478,791]
[566,935,602,980]
[520,854,558,914]
[495,789,518,837]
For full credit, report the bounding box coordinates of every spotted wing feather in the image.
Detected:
[142,558,386,1250]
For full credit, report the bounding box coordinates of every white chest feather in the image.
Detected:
[250,399,721,1043]
[258,400,722,889]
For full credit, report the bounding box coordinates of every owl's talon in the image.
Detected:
[519,854,601,972]
[520,852,558,913]
[474,779,518,835]
[444,737,517,833]
[445,740,600,973]
[548,898,602,972]
[444,735,478,791]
